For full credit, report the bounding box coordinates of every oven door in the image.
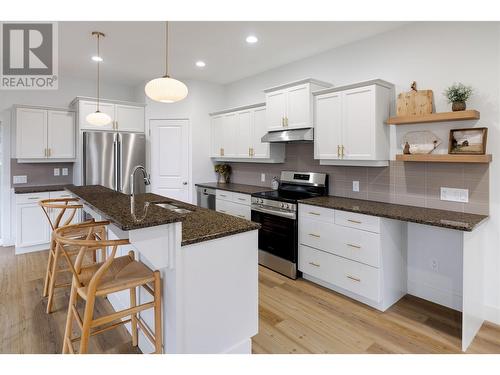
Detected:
[251,207,297,263]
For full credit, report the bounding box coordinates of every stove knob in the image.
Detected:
[259,199,264,204]
[283,203,288,209]
[280,202,284,208]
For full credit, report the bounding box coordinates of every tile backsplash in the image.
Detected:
[226,143,489,215]
[11,159,74,187]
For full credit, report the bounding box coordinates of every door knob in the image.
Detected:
[182,182,188,185]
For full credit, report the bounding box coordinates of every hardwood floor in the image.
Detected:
[253,265,500,354]
[1,246,499,354]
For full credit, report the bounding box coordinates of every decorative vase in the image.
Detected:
[218,173,226,184]
[452,101,466,111]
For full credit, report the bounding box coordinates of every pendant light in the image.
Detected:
[86,31,112,126]
[145,21,188,103]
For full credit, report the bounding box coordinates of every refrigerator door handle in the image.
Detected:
[116,133,122,192]
[113,137,119,191]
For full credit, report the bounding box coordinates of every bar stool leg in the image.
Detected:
[46,243,61,313]
[153,271,163,354]
[62,282,78,354]
[42,238,55,297]
[130,287,138,347]
[79,295,96,354]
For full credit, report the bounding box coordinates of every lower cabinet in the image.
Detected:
[298,203,405,311]
[215,190,251,220]
[15,190,76,254]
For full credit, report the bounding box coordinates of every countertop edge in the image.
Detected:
[298,199,488,232]
[195,182,272,195]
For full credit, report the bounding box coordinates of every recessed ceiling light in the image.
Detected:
[91,55,103,62]
[246,35,258,44]
[195,60,206,68]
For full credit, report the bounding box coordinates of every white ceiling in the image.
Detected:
[59,21,407,86]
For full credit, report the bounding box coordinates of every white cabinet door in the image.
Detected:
[221,112,237,157]
[16,203,50,247]
[342,86,375,160]
[115,104,145,132]
[47,111,76,159]
[211,115,224,157]
[251,106,269,159]
[235,110,252,158]
[286,84,310,129]
[314,92,343,160]
[266,90,286,131]
[16,107,47,158]
[79,101,115,130]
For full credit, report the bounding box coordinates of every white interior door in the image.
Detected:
[150,119,190,202]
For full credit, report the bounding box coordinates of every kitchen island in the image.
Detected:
[66,185,260,354]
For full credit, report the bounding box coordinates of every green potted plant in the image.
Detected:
[443,83,473,111]
[214,164,232,184]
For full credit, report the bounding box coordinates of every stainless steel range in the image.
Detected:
[251,171,328,279]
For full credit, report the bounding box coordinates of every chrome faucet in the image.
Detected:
[130,165,151,197]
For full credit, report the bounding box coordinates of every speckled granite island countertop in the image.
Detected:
[299,196,488,232]
[14,184,75,194]
[66,185,260,246]
[195,182,272,195]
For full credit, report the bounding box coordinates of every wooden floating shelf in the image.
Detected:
[396,154,492,163]
[387,110,480,125]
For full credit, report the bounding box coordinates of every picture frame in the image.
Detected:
[448,127,488,155]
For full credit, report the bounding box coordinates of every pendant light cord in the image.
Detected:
[96,33,101,111]
[165,21,169,77]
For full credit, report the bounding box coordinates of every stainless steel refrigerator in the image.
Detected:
[83,131,146,195]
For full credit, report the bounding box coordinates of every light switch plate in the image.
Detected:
[13,175,27,184]
[261,173,266,182]
[62,168,69,176]
[53,168,60,176]
[440,187,469,203]
[352,181,360,192]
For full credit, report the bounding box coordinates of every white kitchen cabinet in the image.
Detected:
[14,106,76,161]
[313,79,393,166]
[215,190,251,220]
[72,98,145,132]
[210,103,285,163]
[264,79,331,131]
[15,190,77,254]
[298,203,405,311]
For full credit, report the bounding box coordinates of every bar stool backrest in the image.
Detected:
[39,197,83,230]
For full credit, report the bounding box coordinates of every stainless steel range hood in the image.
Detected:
[261,128,314,143]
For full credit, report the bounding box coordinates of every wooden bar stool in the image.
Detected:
[54,221,163,354]
[40,197,103,314]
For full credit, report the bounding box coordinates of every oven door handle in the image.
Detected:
[251,205,296,220]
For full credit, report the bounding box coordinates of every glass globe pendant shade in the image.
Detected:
[86,110,112,126]
[144,76,188,103]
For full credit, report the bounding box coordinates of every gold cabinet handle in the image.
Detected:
[28,197,41,200]
[341,145,345,158]
[281,117,284,127]
[115,121,118,130]
[237,198,246,201]
[237,215,245,218]
[347,219,362,224]
[347,243,361,249]
[48,148,51,157]
[308,211,320,216]
[309,262,320,267]
[219,194,227,197]
[285,117,288,127]
[347,275,361,282]
[308,233,320,238]
[337,145,340,158]
[248,147,251,157]
[250,147,254,157]
[220,148,224,156]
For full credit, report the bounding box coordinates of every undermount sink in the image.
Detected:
[154,202,192,214]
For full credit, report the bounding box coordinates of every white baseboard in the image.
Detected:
[484,304,500,326]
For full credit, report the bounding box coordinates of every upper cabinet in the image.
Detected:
[264,79,331,131]
[314,79,394,167]
[72,97,145,133]
[14,106,76,161]
[210,103,285,163]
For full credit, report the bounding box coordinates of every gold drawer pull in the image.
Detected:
[237,198,246,201]
[309,262,320,267]
[347,243,361,249]
[28,197,41,200]
[308,212,320,216]
[348,219,362,224]
[237,215,245,218]
[308,233,320,238]
[220,194,227,197]
[347,275,361,282]
[219,210,227,213]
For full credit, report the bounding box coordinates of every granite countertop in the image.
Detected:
[66,185,260,246]
[196,182,272,195]
[299,196,488,232]
[14,184,75,194]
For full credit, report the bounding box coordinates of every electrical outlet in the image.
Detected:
[431,259,439,272]
[352,181,360,192]
[62,168,69,176]
[440,187,469,203]
[53,168,60,176]
[261,173,266,182]
[13,175,27,184]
